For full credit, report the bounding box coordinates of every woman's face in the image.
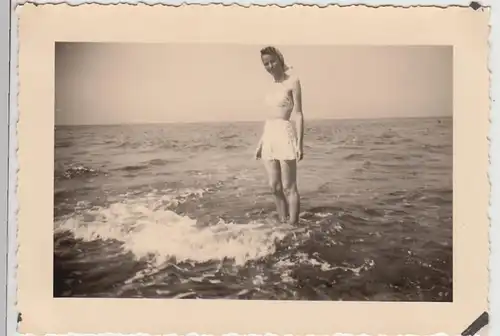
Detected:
[261,53,284,77]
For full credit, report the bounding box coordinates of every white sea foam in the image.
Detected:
[55,188,291,266]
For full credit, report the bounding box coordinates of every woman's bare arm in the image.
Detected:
[254,132,264,159]
[291,78,304,149]
[257,134,263,148]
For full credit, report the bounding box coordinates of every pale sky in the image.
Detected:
[55,43,452,125]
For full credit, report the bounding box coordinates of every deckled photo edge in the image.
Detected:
[14,3,490,336]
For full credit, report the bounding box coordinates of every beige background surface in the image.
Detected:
[16,4,490,335]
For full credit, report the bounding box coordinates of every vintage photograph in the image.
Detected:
[53,42,453,302]
[17,4,490,335]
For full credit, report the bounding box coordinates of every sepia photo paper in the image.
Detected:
[16,3,490,336]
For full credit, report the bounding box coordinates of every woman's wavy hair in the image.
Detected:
[260,46,291,72]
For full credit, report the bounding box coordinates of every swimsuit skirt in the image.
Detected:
[261,119,298,161]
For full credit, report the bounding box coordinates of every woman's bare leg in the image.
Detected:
[280,160,300,225]
[263,160,288,222]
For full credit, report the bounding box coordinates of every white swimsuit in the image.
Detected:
[260,80,299,161]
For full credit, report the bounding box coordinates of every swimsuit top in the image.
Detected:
[264,82,293,113]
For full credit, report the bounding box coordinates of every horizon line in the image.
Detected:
[55,114,452,127]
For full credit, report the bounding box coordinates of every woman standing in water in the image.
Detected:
[255,46,304,225]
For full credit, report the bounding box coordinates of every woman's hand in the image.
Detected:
[296,146,304,161]
[255,145,262,160]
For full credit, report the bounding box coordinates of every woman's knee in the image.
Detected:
[269,182,283,195]
[283,183,298,196]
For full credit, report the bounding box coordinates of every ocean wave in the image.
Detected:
[343,153,364,160]
[55,164,102,180]
[147,158,171,166]
[114,159,174,172]
[120,164,148,172]
[55,141,73,148]
[224,144,240,150]
[54,189,293,266]
[379,130,399,139]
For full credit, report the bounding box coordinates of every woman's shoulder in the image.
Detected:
[285,72,301,87]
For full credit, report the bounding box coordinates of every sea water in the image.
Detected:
[53,117,452,301]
